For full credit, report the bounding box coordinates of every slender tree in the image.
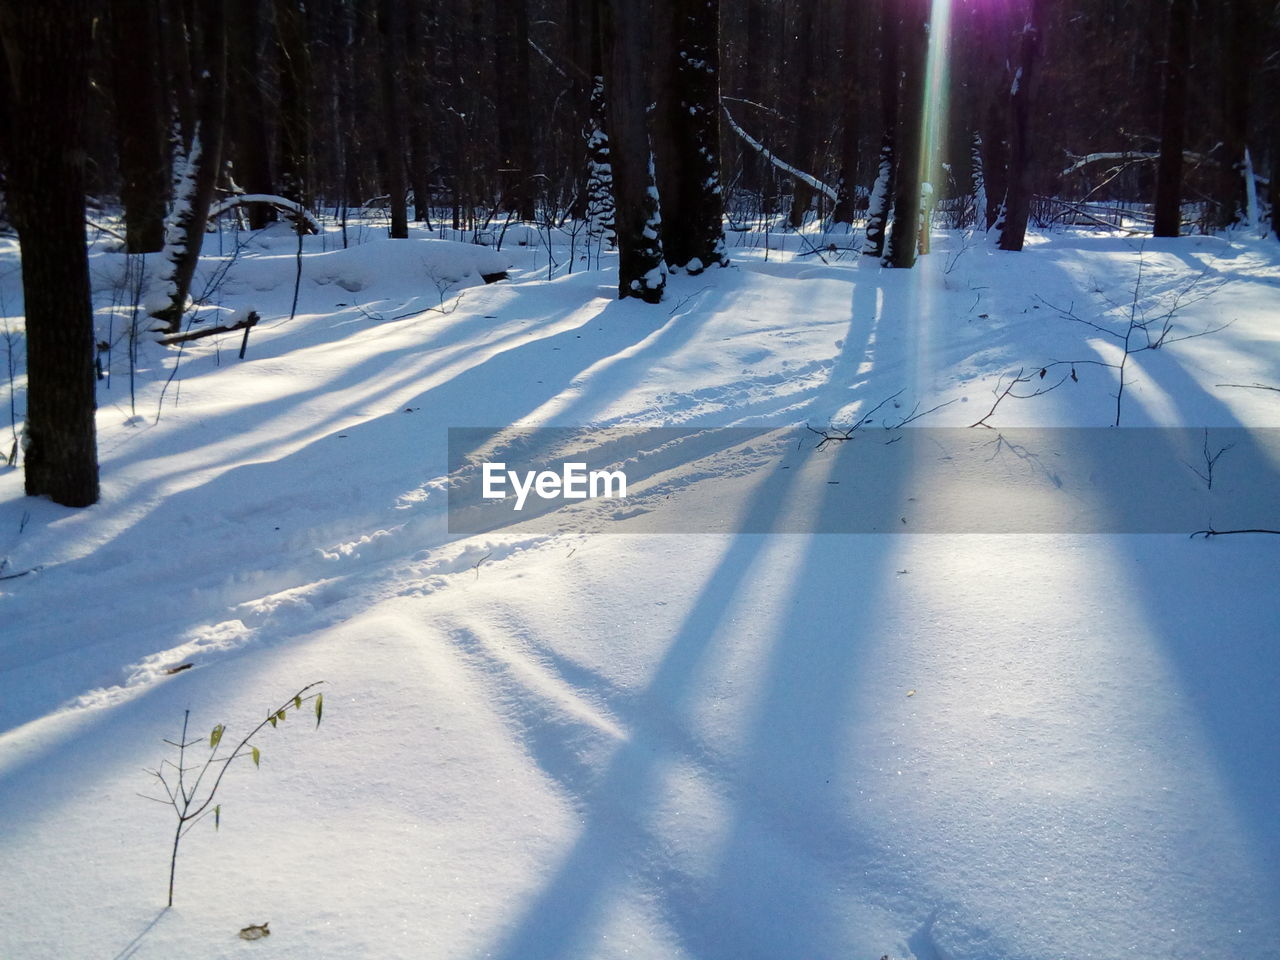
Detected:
[109,0,169,252]
[602,0,666,302]
[885,0,930,268]
[493,0,536,221]
[654,0,728,273]
[379,0,409,238]
[149,0,228,334]
[274,0,312,208]
[1212,0,1258,228]
[863,0,898,258]
[831,0,865,227]
[227,0,275,229]
[996,0,1042,252]
[785,0,821,229]
[1153,0,1190,237]
[0,0,100,506]
[582,0,616,253]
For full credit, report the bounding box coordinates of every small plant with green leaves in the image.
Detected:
[141,682,325,907]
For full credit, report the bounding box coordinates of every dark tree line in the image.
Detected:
[1,0,1278,504]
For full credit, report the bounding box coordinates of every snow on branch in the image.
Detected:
[1057,148,1272,183]
[720,103,837,202]
[208,194,320,233]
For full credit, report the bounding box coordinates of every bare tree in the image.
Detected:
[602,0,666,302]
[0,0,100,506]
[654,0,728,273]
[109,0,169,252]
[378,0,409,238]
[1153,0,1191,237]
[150,0,228,334]
[996,0,1042,251]
[885,0,930,268]
[863,0,898,258]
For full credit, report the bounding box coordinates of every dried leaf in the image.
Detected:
[210,724,224,749]
[251,746,260,768]
[239,922,270,941]
[214,804,221,830]
[315,693,324,728]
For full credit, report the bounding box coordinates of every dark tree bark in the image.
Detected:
[582,0,616,251]
[378,0,409,238]
[654,0,727,273]
[885,0,929,268]
[160,0,196,146]
[1272,104,1280,240]
[831,0,864,227]
[602,0,666,302]
[1153,0,1190,237]
[406,0,434,223]
[785,0,821,229]
[493,0,536,220]
[228,0,276,229]
[0,0,100,506]
[996,0,1042,252]
[1212,0,1257,229]
[150,0,228,333]
[863,0,898,258]
[108,0,168,252]
[274,0,312,208]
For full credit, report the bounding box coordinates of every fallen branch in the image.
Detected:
[157,311,259,347]
[1189,527,1280,539]
[1216,382,1280,394]
[208,194,320,233]
[720,103,837,202]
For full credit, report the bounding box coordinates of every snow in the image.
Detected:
[2,221,1279,960]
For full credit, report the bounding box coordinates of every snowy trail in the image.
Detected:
[2,230,1279,960]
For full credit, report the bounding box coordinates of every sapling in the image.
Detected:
[140,681,325,907]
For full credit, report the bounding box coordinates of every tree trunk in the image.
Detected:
[885,0,930,268]
[785,1,820,229]
[1212,0,1256,229]
[863,0,898,258]
[493,0,536,220]
[996,0,1041,252]
[602,0,666,303]
[379,0,409,238]
[406,0,434,224]
[654,0,727,273]
[149,0,228,333]
[274,0,312,208]
[108,0,169,252]
[1153,0,1190,238]
[0,0,100,506]
[583,1,616,253]
[228,0,275,229]
[831,0,864,227]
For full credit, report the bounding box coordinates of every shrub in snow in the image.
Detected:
[142,682,325,906]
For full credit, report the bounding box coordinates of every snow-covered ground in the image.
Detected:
[1,219,1278,960]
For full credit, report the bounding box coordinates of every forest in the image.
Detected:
[1,2,1279,960]
[1,0,1278,503]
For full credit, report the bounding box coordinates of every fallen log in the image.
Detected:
[157,310,259,346]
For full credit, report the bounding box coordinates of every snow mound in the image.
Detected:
[308,238,511,294]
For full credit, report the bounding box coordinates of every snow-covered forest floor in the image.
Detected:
[1,217,1278,960]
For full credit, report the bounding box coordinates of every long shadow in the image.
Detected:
[476,271,894,960]
[110,908,169,960]
[941,239,1280,943]
[0,281,667,736]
